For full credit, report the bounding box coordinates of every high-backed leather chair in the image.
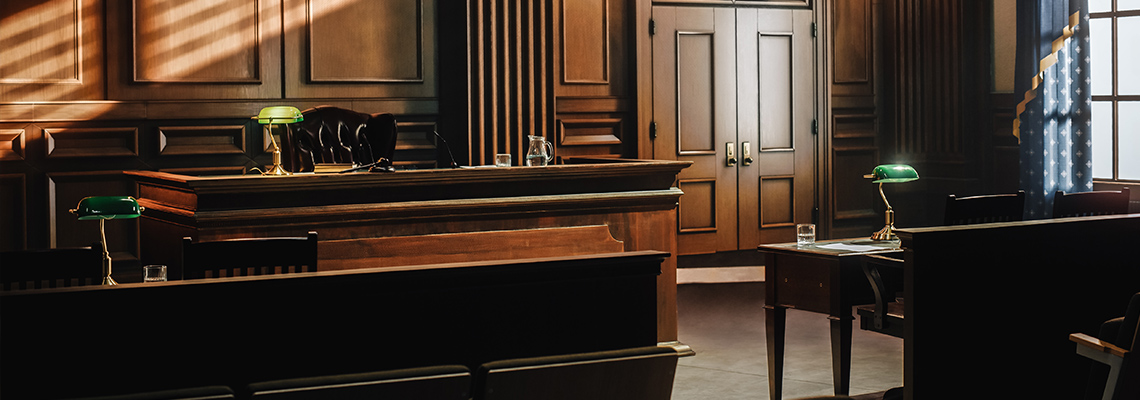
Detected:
[283,106,398,173]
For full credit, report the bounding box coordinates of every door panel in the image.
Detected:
[652,6,737,255]
[738,8,814,248]
[653,6,812,255]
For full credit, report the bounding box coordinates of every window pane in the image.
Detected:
[1092,101,1114,179]
[1119,102,1140,180]
[1089,0,1112,12]
[1121,17,1140,95]
[1121,0,1140,11]
[1090,18,1112,96]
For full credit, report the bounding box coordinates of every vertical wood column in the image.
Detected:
[469,0,555,166]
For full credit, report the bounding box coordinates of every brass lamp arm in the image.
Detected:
[878,182,892,211]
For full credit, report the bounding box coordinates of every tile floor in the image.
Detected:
[670,279,903,400]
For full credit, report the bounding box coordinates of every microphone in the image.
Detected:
[432,130,460,168]
[339,158,393,173]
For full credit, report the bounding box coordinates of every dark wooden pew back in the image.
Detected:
[0,251,666,400]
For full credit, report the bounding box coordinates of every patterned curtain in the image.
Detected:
[1014,0,1092,219]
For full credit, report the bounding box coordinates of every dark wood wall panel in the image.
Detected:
[46,170,138,252]
[759,176,794,227]
[561,0,609,84]
[0,128,25,160]
[0,0,105,102]
[157,125,246,156]
[308,0,423,82]
[106,0,283,100]
[286,0,436,99]
[887,0,961,157]
[678,179,716,233]
[44,127,138,159]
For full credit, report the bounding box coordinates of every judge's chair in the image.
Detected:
[1053,187,1131,218]
[283,106,398,173]
[181,232,318,280]
[0,244,104,290]
[1071,292,1140,400]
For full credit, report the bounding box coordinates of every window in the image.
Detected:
[1089,0,1140,181]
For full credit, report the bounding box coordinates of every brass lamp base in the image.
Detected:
[870,224,898,241]
[258,148,292,176]
[869,208,898,241]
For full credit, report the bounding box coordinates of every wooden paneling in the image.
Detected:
[653,6,737,255]
[467,0,553,165]
[759,176,794,227]
[46,170,138,252]
[44,126,138,159]
[285,0,436,99]
[0,0,105,102]
[0,129,25,160]
[832,0,873,87]
[106,0,282,100]
[157,125,246,156]
[133,0,260,83]
[561,0,609,85]
[758,33,794,151]
[308,0,422,82]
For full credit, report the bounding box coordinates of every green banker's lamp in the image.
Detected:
[70,196,143,285]
[864,164,919,241]
[254,106,304,176]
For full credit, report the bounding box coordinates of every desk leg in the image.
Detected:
[765,304,786,400]
[829,315,853,395]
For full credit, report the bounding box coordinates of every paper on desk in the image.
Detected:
[816,243,883,252]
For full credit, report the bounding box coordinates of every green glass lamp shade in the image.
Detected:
[72,196,142,220]
[256,106,304,125]
[865,164,919,183]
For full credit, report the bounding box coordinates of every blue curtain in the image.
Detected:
[1014,0,1092,219]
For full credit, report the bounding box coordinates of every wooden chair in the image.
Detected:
[854,254,905,338]
[475,346,679,400]
[1053,187,1131,218]
[247,365,470,400]
[944,190,1025,225]
[1071,292,1140,400]
[181,232,318,280]
[62,386,235,400]
[0,243,104,290]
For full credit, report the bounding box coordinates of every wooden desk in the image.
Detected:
[758,239,902,400]
[127,159,690,345]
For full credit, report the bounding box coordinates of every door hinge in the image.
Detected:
[650,19,656,36]
[812,22,817,38]
[812,119,819,135]
[649,121,658,140]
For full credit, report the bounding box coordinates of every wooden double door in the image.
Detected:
[652,6,815,255]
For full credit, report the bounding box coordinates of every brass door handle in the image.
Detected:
[726,142,737,166]
[741,141,753,166]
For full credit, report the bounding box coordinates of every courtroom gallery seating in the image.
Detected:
[246,365,471,400]
[1071,292,1140,400]
[0,243,104,290]
[943,190,1026,225]
[1053,187,1131,217]
[474,346,680,400]
[181,232,318,280]
[284,105,399,173]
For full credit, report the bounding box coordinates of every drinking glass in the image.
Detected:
[143,265,167,282]
[495,153,511,167]
[796,224,816,247]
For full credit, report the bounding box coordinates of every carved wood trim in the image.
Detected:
[675,30,716,156]
[558,117,623,146]
[678,178,717,233]
[43,126,138,158]
[158,125,246,156]
[0,129,25,160]
[560,0,609,85]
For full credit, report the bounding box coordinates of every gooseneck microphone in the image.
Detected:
[432,130,460,169]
